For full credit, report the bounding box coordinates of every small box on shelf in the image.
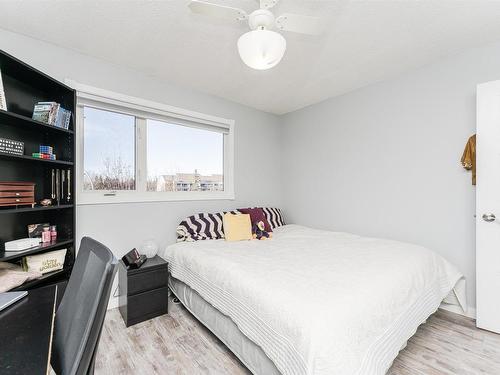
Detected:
[0,182,35,208]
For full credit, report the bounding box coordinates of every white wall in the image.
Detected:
[0,29,283,307]
[3,28,498,313]
[282,41,500,312]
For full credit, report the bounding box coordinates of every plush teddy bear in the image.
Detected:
[253,220,271,240]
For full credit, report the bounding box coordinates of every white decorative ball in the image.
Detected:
[141,239,158,258]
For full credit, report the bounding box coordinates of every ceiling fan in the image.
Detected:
[188,0,324,70]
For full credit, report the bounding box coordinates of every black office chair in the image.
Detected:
[51,237,117,375]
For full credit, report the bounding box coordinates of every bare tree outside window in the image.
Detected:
[83,156,135,190]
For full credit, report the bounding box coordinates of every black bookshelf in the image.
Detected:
[0,49,76,290]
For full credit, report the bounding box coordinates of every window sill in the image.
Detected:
[76,191,235,205]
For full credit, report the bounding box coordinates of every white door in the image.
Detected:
[476,80,500,333]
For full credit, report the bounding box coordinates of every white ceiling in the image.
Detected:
[1,0,500,114]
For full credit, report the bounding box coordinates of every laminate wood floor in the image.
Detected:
[96,298,500,375]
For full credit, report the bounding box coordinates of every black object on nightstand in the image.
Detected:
[118,255,168,327]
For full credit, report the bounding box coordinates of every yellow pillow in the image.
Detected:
[223,213,252,241]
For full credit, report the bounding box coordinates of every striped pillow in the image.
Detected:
[176,211,239,242]
[261,207,285,229]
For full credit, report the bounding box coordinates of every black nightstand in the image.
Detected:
[118,255,168,327]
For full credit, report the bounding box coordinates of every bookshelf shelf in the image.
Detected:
[0,204,73,215]
[10,267,71,291]
[0,152,73,165]
[0,48,76,291]
[0,109,74,135]
[0,238,73,262]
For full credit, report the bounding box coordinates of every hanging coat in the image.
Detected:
[461,134,476,185]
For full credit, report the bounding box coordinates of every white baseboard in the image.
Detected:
[439,303,476,319]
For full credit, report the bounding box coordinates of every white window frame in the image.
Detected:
[68,81,235,205]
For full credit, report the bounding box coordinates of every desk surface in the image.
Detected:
[0,285,57,375]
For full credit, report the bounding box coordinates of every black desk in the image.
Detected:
[0,285,58,375]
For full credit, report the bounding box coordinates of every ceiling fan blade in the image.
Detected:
[259,0,279,10]
[275,13,324,35]
[189,0,247,22]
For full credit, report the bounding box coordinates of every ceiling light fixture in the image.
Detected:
[189,0,323,71]
[237,28,286,70]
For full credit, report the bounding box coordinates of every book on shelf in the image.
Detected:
[0,68,6,111]
[32,101,71,129]
[32,102,54,123]
[56,107,71,130]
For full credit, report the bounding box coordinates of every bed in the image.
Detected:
[160,224,466,375]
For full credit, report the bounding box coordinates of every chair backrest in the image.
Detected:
[51,237,117,375]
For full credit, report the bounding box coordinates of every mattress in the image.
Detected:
[169,276,281,375]
[161,224,465,375]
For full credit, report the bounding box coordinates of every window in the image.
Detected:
[146,119,224,192]
[83,107,136,191]
[74,82,234,204]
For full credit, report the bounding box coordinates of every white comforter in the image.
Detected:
[161,224,465,375]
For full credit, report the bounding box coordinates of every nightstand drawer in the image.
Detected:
[127,267,168,295]
[126,286,168,324]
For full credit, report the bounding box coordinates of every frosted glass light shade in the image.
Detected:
[237,30,286,70]
[140,239,158,258]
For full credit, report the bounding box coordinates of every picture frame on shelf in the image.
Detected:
[28,223,49,238]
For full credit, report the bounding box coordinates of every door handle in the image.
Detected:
[482,213,496,222]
